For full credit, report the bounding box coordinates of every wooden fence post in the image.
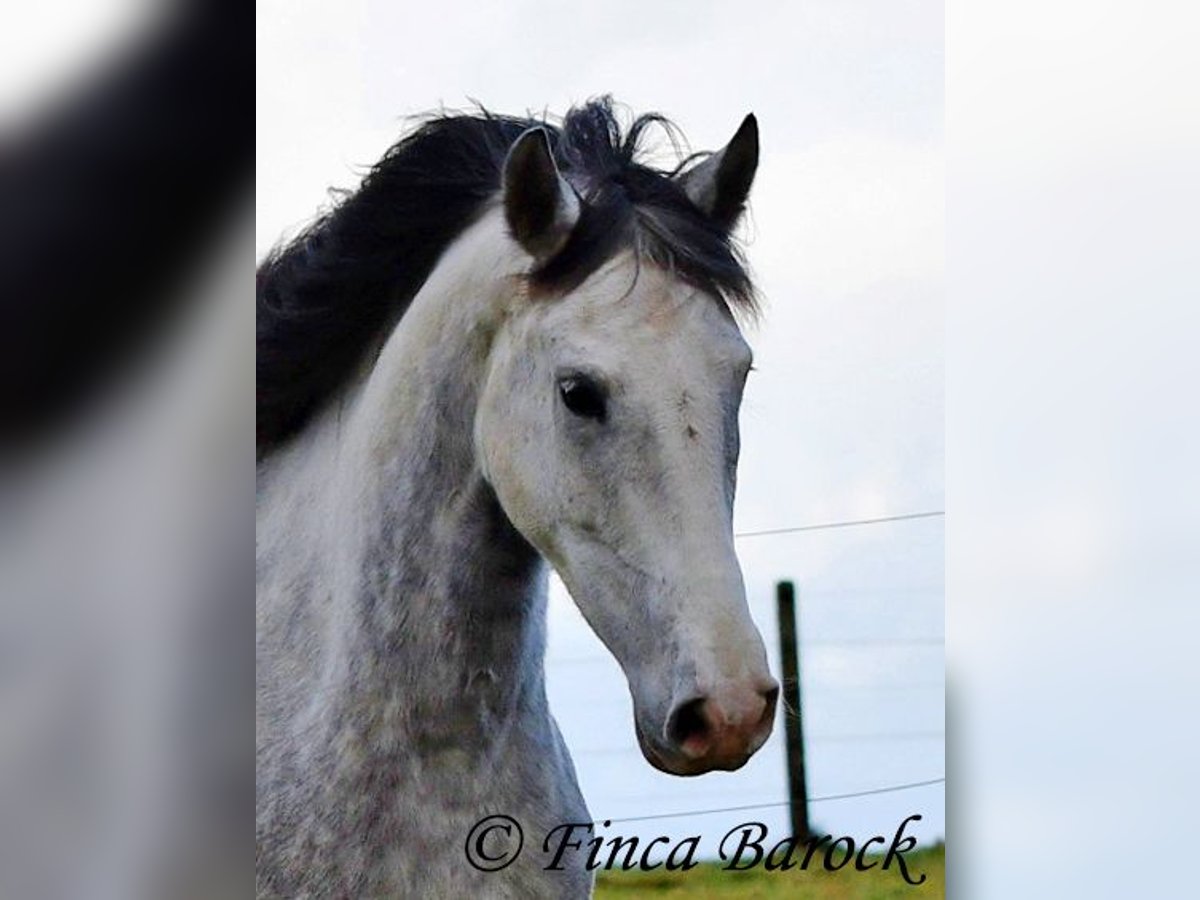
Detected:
[776,580,810,840]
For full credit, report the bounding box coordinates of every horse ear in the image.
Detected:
[678,113,759,230]
[502,127,580,262]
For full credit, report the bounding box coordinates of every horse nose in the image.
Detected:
[665,679,779,768]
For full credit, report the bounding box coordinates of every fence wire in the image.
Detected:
[597,777,946,825]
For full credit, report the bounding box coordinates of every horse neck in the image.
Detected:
[277,214,549,725]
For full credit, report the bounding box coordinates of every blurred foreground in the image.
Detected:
[0,4,249,898]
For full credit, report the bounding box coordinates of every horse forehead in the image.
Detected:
[552,266,747,362]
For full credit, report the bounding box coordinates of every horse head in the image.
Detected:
[475,113,778,775]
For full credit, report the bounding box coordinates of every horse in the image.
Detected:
[256,98,778,898]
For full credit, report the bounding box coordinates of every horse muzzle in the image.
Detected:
[635,677,779,776]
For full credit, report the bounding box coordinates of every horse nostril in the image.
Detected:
[666,697,712,757]
[665,685,778,765]
[756,684,780,736]
[761,684,780,717]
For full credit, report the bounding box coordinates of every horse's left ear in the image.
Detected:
[502,127,581,262]
[678,114,759,230]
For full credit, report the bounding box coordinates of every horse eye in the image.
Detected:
[558,376,607,422]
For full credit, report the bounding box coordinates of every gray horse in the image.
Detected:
[256,99,777,898]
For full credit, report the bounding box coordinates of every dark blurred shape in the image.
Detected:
[0,2,249,452]
[0,5,250,899]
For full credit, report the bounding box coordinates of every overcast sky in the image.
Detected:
[257,0,944,851]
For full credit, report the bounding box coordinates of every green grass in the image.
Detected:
[595,843,944,899]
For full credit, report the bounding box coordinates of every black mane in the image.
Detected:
[257,97,756,458]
